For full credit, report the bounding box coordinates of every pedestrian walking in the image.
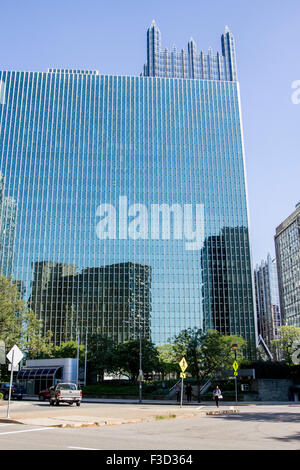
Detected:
[213,385,222,408]
[185,383,193,402]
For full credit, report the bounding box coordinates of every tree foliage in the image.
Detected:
[86,334,119,382]
[157,343,179,376]
[116,338,160,381]
[271,326,300,365]
[21,310,53,359]
[171,327,247,400]
[0,274,52,358]
[0,275,25,348]
[52,340,85,362]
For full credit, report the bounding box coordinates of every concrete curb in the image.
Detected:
[0,418,24,424]
[0,408,240,428]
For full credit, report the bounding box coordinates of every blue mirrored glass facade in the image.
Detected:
[0,28,257,353]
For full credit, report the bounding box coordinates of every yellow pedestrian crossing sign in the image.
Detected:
[232,361,239,372]
[179,357,188,372]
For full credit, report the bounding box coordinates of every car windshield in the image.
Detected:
[57,384,77,390]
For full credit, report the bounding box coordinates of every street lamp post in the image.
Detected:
[77,327,80,386]
[84,327,88,387]
[139,326,143,404]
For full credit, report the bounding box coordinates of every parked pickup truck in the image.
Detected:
[49,383,82,406]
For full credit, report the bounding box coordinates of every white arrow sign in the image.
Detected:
[6,345,23,366]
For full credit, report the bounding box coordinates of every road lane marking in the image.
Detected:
[68,446,102,450]
[0,427,55,436]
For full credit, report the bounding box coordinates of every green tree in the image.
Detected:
[0,275,25,348]
[20,310,53,359]
[271,326,300,365]
[171,327,246,401]
[0,274,52,357]
[86,334,119,383]
[116,338,160,381]
[52,340,85,363]
[157,343,179,377]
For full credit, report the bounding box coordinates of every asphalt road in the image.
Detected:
[0,403,300,451]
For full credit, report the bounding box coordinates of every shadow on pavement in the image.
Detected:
[271,432,300,442]
[212,410,300,424]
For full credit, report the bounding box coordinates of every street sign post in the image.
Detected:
[6,345,24,418]
[232,345,238,406]
[179,357,188,408]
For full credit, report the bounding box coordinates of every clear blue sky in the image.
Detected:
[1,0,299,266]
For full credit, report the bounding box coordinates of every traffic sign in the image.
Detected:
[6,345,23,366]
[8,364,19,372]
[179,357,188,372]
[180,372,186,379]
[232,360,239,372]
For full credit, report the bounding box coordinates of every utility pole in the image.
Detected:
[77,327,80,386]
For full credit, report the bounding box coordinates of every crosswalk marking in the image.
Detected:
[68,446,102,450]
[0,427,55,436]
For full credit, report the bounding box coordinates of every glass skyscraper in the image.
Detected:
[275,203,300,327]
[0,172,17,277]
[0,22,257,353]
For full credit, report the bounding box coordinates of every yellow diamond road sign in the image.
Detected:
[179,357,188,372]
[232,361,239,371]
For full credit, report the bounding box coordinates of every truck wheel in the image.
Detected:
[76,401,80,407]
[39,395,45,401]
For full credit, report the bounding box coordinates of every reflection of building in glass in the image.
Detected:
[254,254,282,350]
[201,226,257,353]
[0,23,256,351]
[30,261,152,345]
[0,173,17,277]
[275,203,300,327]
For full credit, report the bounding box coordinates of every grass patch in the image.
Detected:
[155,414,176,420]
